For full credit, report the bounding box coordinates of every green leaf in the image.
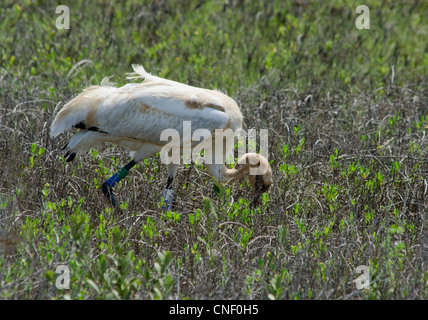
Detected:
[87,279,101,295]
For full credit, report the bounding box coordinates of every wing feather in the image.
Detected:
[50,66,243,154]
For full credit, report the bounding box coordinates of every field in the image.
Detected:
[0,0,427,300]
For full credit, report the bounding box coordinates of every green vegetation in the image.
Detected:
[0,0,427,299]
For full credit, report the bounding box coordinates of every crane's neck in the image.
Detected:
[221,165,247,182]
[211,153,267,183]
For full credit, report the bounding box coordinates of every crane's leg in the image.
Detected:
[102,159,137,207]
[161,163,178,211]
[101,143,161,207]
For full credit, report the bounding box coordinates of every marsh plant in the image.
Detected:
[0,1,427,299]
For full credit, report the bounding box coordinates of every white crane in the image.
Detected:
[50,65,272,209]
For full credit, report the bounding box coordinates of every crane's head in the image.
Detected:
[223,152,273,205]
[244,153,273,205]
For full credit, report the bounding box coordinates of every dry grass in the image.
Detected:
[0,0,427,299]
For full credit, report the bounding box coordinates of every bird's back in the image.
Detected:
[50,65,243,152]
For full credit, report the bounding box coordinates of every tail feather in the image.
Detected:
[50,98,89,138]
[50,64,152,159]
[127,64,194,89]
[126,64,151,80]
[51,64,154,139]
[61,131,105,159]
[65,151,76,162]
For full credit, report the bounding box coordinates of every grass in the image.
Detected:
[0,0,427,299]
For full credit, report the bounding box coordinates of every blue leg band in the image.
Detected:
[105,160,136,188]
[106,167,130,187]
[106,173,120,187]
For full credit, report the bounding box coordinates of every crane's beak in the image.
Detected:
[252,189,262,206]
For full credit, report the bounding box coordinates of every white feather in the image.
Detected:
[50,65,243,163]
[49,65,273,203]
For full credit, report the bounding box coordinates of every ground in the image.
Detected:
[0,0,427,299]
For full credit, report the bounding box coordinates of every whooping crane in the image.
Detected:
[50,65,273,209]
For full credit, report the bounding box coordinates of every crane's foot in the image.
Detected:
[161,189,176,211]
[102,182,117,207]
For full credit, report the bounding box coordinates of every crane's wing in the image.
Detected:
[50,65,243,158]
[52,85,230,140]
